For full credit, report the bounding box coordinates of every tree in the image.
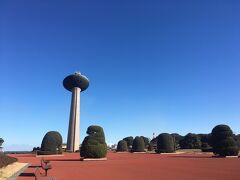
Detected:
[198,134,212,152]
[0,138,4,152]
[140,136,150,148]
[39,131,63,155]
[116,140,128,152]
[156,133,175,153]
[80,125,107,158]
[0,138,4,147]
[201,143,212,152]
[123,136,133,149]
[150,137,157,150]
[32,147,40,152]
[211,124,239,156]
[132,136,145,152]
[148,143,154,151]
[180,133,201,149]
[171,133,183,150]
[233,134,240,149]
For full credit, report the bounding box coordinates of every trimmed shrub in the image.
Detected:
[39,131,63,155]
[32,147,40,152]
[234,134,240,148]
[211,124,239,156]
[123,136,133,149]
[171,133,183,150]
[140,136,150,148]
[132,136,145,152]
[0,153,17,168]
[116,140,128,152]
[0,138,4,147]
[80,125,107,158]
[156,133,175,153]
[0,138,4,152]
[150,137,157,150]
[180,133,201,149]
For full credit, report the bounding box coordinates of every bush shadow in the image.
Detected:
[49,159,81,162]
[29,165,41,168]
[19,172,35,177]
[168,155,212,159]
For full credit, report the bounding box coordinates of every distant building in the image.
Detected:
[62,143,67,151]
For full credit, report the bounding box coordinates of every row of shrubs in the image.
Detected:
[37,125,107,158]
[117,136,149,152]
[116,124,240,157]
[36,124,239,158]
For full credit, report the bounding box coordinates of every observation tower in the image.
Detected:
[63,72,89,152]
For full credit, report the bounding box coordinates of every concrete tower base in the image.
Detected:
[66,87,81,152]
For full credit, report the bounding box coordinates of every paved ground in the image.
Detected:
[12,152,240,180]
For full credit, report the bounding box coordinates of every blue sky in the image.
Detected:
[0,0,240,151]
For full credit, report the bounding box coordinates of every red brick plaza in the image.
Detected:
[14,152,240,180]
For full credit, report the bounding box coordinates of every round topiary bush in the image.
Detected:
[211,124,239,156]
[140,136,150,148]
[171,133,183,150]
[80,125,107,158]
[0,138,4,147]
[234,134,240,148]
[123,136,133,150]
[38,131,63,155]
[156,133,175,153]
[116,140,128,152]
[132,136,145,152]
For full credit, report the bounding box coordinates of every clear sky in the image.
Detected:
[1,0,240,151]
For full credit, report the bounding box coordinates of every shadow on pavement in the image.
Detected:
[29,165,41,168]
[50,159,81,162]
[168,155,211,159]
[19,172,35,177]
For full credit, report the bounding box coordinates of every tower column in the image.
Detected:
[67,87,81,152]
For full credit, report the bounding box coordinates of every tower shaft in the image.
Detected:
[67,87,81,152]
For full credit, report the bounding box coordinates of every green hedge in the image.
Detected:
[123,136,133,150]
[140,136,150,148]
[80,125,107,158]
[117,140,128,152]
[156,133,175,153]
[211,125,239,156]
[40,131,63,155]
[171,133,183,150]
[0,138,4,147]
[132,136,145,152]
